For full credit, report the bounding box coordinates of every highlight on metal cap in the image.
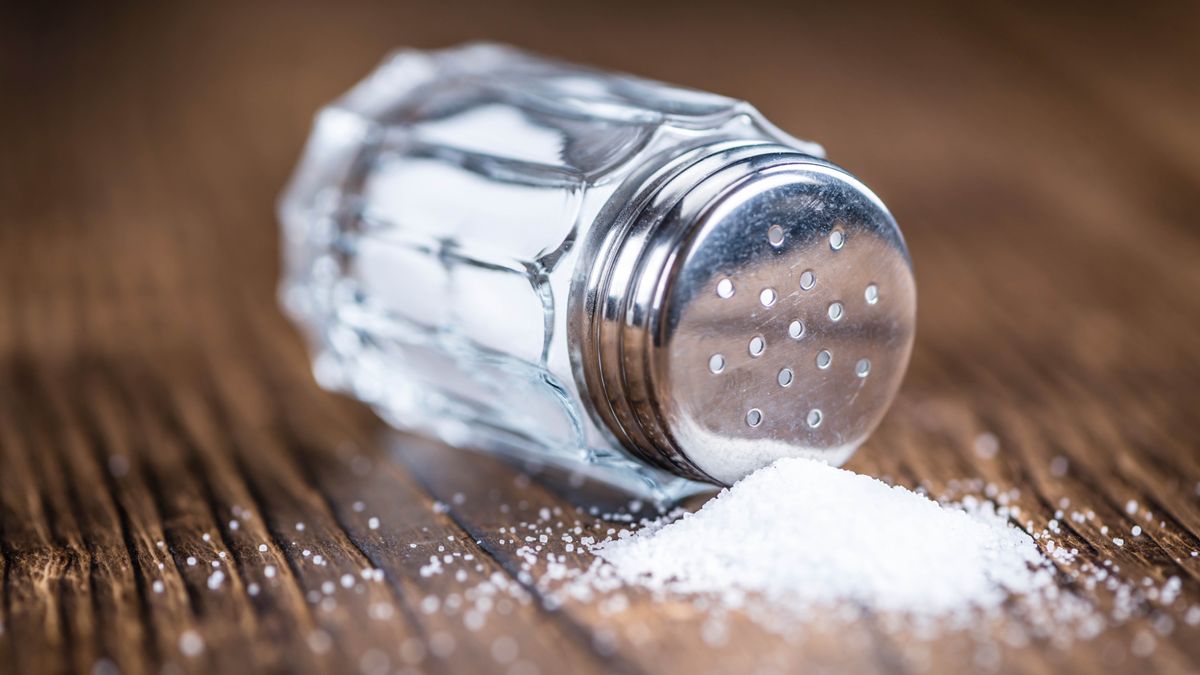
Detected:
[574,142,916,485]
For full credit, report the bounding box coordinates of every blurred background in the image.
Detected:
[1,2,1198,674]
[3,0,1198,396]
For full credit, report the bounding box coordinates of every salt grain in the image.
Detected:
[429,632,456,658]
[179,630,204,657]
[1048,455,1069,477]
[491,636,519,664]
[307,629,332,655]
[973,433,999,459]
[207,571,225,590]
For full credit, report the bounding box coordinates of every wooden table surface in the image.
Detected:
[3,2,1200,673]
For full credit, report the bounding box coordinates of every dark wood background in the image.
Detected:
[2,1,1199,673]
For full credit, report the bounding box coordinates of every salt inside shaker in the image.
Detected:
[279,43,916,500]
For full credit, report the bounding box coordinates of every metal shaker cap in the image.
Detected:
[574,142,916,485]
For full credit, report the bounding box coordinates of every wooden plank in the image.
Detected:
[0,375,71,675]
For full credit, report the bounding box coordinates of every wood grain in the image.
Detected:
[1,1,1199,673]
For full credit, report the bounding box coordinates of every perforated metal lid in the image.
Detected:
[574,142,915,485]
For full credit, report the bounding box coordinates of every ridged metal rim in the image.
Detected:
[571,141,823,483]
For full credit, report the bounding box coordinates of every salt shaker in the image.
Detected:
[279,43,916,500]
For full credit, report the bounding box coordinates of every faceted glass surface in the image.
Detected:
[279,43,819,500]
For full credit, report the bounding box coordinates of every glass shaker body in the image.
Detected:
[280,44,914,501]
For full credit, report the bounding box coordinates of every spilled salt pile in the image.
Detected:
[585,457,1055,617]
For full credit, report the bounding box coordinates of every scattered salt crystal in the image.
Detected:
[491,636,519,664]
[186,556,197,567]
[258,544,268,552]
[1113,538,1125,547]
[370,602,395,620]
[248,582,260,596]
[179,630,204,657]
[1048,455,1069,477]
[353,501,365,512]
[973,433,999,459]
[464,610,485,631]
[307,629,332,655]
[229,520,239,531]
[207,571,225,590]
[1131,525,1142,537]
[265,565,277,579]
[296,522,306,532]
[152,580,164,594]
[1125,500,1138,515]
[340,573,355,588]
[201,533,211,543]
[368,517,380,530]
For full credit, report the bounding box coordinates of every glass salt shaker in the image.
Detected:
[279,43,916,501]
